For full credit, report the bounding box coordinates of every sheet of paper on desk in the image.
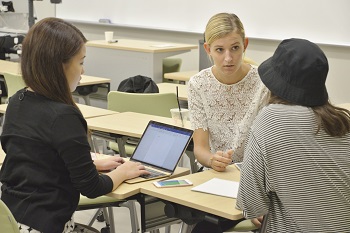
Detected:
[191,178,239,198]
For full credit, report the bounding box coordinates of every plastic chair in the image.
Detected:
[107,91,178,155]
[163,58,182,83]
[0,199,20,233]
[226,219,258,232]
[2,72,26,102]
[77,195,140,233]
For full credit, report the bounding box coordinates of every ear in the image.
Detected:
[203,42,211,55]
[244,38,249,52]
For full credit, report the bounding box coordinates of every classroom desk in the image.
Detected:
[74,75,111,105]
[0,103,117,119]
[0,60,111,105]
[141,164,243,221]
[337,103,350,111]
[86,112,196,173]
[157,82,188,101]
[84,39,197,91]
[164,70,198,83]
[0,143,5,165]
[0,59,20,74]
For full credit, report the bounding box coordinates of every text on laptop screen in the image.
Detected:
[131,122,192,170]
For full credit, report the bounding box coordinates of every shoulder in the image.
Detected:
[188,68,213,88]
[252,104,312,133]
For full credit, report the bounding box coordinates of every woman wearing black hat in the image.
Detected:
[237,38,350,232]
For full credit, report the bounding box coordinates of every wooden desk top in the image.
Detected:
[86,112,190,138]
[337,103,350,111]
[164,70,198,82]
[157,83,188,101]
[0,103,117,119]
[0,60,20,75]
[79,75,111,86]
[141,165,243,220]
[106,166,190,199]
[86,39,197,54]
[0,60,110,86]
[0,143,5,165]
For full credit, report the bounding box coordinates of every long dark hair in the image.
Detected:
[269,93,350,137]
[21,17,87,108]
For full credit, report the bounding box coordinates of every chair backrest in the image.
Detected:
[163,58,182,75]
[0,200,20,233]
[107,91,178,118]
[3,72,26,99]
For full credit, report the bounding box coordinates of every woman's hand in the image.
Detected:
[251,216,264,228]
[94,156,125,171]
[209,150,233,172]
[116,161,150,180]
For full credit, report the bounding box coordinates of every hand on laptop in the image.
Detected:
[210,149,233,172]
[94,156,125,171]
[117,161,151,180]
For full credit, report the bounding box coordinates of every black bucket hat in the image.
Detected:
[258,38,329,107]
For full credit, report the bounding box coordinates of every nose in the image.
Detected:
[224,51,232,62]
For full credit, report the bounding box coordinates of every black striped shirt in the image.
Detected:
[237,104,350,232]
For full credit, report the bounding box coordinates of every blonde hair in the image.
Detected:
[204,13,245,45]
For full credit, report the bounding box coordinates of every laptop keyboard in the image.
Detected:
[140,168,165,178]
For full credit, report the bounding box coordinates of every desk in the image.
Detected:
[141,164,243,221]
[0,143,5,165]
[0,103,117,119]
[337,103,350,111]
[164,70,198,83]
[157,83,188,101]
[0,59,20,74]
[84,39,197,91]
[0,61,111,105]
[74,75,111,105]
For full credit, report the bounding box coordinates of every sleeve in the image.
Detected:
[51,113,113,198]
[236,131,270,219]
[188,78,208,131]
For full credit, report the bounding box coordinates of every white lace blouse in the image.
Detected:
[188,66,268,163]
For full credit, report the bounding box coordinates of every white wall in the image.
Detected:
[35,2,350,104]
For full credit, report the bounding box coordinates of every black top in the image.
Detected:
[0,89,113,233]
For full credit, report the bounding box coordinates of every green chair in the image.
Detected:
[162,58,182,83]
[107,91,179,155]
[0,199,20,233]
[226,219,258,232]
[3,72,26,102]
[77,195,139,233]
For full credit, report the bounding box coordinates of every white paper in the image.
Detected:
[191,178,239,198]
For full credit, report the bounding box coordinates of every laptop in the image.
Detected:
[125,120,193,184]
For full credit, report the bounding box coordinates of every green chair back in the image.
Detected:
[163,58,182,82]
[107,91,179,118]
[3,72,26,101]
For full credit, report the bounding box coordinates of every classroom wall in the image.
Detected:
[34,2,350,104]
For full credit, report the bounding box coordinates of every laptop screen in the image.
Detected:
[130,121,193,171]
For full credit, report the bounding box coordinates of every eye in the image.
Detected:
[215,48,224,53]
[232,46,240,51]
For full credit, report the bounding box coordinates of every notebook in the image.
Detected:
[125,120,193,184]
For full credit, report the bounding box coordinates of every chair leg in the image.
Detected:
[107,206,116,233]
[178,222,194,233]
[164,226,171,233]
[88,208,103,226]
[120,200,140,233]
